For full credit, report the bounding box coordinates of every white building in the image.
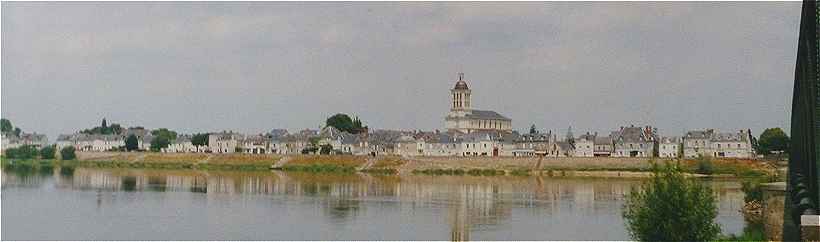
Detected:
[658,137,681,158]
[573,133,595,157]
[683,129,754,158]
[444,73,512,134]
[209,132,241,153]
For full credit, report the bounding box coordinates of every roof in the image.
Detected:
[712,132,746,142]
[685,129,714,139]
[594,136,612,145]
[465,110,511,121]
[453,73,469,90]
[556,141,574,151]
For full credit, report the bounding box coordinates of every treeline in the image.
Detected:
[5,145,76,161]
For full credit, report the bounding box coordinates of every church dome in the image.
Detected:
[453,73,469,90]
[454,80,468,90]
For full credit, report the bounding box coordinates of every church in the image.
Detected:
[445,73,513,134]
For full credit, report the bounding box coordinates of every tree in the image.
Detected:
[150,136,170,152]
[60,146,76,160]
[191,133,209,146]
[623,162,721,241]
[326,113,367,134]
[101,118,107,129]
[151,128,177,141]
[125,134,139,151]
[13,127,21,137]
[529,124,538,134]
[757,128,789,155]
[319,144,333,155]
[1,118,12,133]
[40,145,56,159]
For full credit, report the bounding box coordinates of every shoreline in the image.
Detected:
[0,151,776,179]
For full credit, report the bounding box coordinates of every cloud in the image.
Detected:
[1,2,802,141]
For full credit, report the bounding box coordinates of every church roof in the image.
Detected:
[465,110,511,121]
[454,80,468,90]
[453,72,469,90]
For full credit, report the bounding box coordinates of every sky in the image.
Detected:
[1,2,803,141]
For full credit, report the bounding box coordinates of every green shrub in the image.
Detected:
[695,155,714,175]
[5,145,39,159]
[622,162,721,241]
[60,146,76,160]
[39,145,56,159]
[741,180,764,203]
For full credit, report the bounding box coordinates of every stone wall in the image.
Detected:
[762,182,786,241]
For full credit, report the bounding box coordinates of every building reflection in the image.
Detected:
[1,166,744,238]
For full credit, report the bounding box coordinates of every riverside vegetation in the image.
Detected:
[1,152,776,181]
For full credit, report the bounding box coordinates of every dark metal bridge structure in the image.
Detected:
[786,0,820,240]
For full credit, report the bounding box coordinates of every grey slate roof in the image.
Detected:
[594,136,613,145]
[465,110,511,121]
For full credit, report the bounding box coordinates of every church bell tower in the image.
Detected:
[450,73,471,116]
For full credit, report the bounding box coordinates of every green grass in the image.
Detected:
[361,168,398,175]
[412,168,507,176]
[278,164,356,173]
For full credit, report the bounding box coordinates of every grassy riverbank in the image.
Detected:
[1,152,776,179]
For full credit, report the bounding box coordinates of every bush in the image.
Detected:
[5,145,39,159]
[39,145,56,159]
[60,146,76,160]
[741,180,764,203]
[695,155,714,175]
[623,162,721,241]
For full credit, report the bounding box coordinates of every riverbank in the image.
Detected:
[0,151,776,179]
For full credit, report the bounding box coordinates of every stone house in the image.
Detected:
[612,125,657,157]
[512,132,553,157]
[3,132,48,153]
[683,129,714,158]
[209,132,242,153]
[709,130,754,158]
[659,136,681,158]
[593,136,614,157]
[573,133,595,157]
[164,135,201,153]
[459,132,498,156]
[240,134,272,154]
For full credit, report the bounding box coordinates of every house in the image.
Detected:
[366,129,404,155]
[2,132,48,152]
[573,133,595,157]
[683,129,714,158]
[422,132,461,156]
[164,135,200,153]
[659,137,681,158]
[275,133,313,155]
[240,134,272,154]
[593,136,614,157]
[209,132,242,153]
[552,141,574,157]
[340,133,370,155]
[612,125,657,157]
[683,129,754,158]
[460,131,498,156]
[512,132,553,157]
[709,130,754,158]
[394,134,423,156]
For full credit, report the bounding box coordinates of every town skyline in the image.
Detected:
[1,2,802,141]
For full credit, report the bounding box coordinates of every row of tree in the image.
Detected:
[4,145,76,160]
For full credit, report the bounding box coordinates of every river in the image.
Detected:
[1,166,747,240]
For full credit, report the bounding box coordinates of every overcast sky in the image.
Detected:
[1,2,803,140]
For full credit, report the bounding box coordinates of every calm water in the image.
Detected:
[1,166,747,240]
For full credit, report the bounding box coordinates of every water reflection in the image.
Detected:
[1,166,745,240]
